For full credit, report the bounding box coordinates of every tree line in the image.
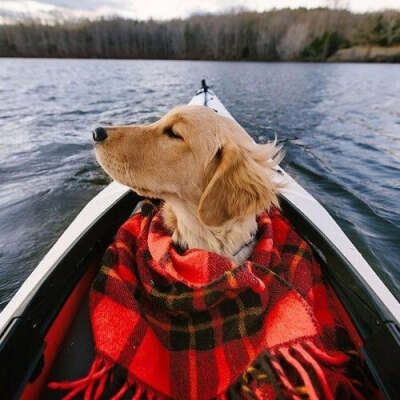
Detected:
[1,8,400,61]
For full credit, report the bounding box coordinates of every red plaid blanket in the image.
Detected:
[50,202,377,399]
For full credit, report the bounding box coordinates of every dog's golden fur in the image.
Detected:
[95,105,282,263]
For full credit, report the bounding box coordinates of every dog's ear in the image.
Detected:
[198,142,279,226]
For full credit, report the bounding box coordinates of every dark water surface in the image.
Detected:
[0,59,399,309]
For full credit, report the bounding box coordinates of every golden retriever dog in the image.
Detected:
[93,105,281,263]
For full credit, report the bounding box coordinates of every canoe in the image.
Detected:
[0,81,399,400]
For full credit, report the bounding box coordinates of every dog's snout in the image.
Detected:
[92,127,108,142]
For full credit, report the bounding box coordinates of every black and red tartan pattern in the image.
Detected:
[49,202,380,400]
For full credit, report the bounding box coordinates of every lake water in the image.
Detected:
[0,59,399,309]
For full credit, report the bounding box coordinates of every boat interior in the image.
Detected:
[1,190,398,399]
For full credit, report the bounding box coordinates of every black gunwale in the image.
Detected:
[279,195,400,400]
[0,190,141,399]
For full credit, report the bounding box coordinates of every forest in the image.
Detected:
[1,8,400,61]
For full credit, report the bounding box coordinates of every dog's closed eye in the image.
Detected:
[164,127,183,140]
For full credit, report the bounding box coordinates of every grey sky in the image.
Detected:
[1,0,400,21]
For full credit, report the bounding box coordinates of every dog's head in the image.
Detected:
[94,105,281,226]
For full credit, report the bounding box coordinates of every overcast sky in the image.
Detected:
[1,0,400,21]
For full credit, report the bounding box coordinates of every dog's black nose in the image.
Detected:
[92,127,108,142]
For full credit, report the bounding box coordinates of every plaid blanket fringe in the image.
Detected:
[48,342,363,400]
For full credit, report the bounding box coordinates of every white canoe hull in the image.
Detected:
[1,83,398,339]
[0,83,398,399]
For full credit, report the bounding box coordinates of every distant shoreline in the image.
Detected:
[2,9,400,62]
[1,50,400,63]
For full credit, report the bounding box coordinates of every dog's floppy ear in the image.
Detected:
[198,142,279,226]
